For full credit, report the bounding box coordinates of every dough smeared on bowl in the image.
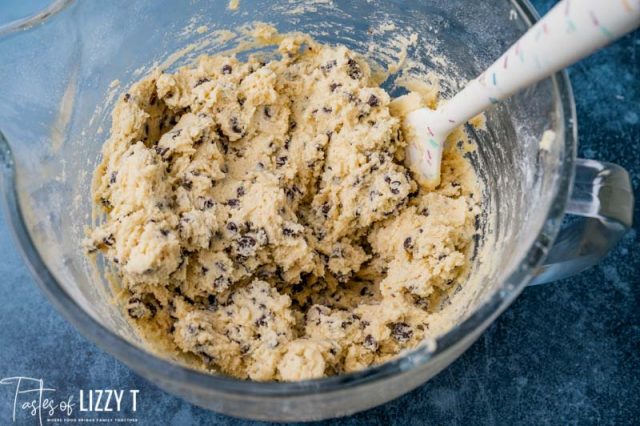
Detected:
[85,30,480,381]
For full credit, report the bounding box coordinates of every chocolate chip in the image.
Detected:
[322,106,332,113]
[160,229,170,237]
[320,60,337,72]
[341,320,352,329]
[255,315,268,327]
[419,208,430,217]
[390,322,413,342]
[367,94,379,107]
[102,234,115,246]
[321,203,331,217]
[222,64,232,74]
[155,146,169,157]
[360,287,373,296]
[276,156,288,168]
[203,199,215,209]
[329,82,342,92]
[390,180,401,189]
[109,171,118,184]
[230,117,242,134]
[363,334,378,350]
[264,106,272,118]
[346,58,362,80]
[194,77,211,87]
[237,235,256,249]
[285,185,301,200]
[404,237,413,251]
[181,179,193,191]
[123,93,130,102]
[226,222,238,233]
[171,129,182,140]
[282,227,298,237]
[226,198,240,208]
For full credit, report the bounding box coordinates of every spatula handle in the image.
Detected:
[434,0,640,133]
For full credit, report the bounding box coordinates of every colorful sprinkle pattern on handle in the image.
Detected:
[405,0,640,188]
[440,0,640,131]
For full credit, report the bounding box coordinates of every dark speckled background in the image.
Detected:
[0,0,638,424]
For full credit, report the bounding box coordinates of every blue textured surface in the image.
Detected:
[0,1,638,424]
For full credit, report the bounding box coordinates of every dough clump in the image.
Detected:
[86,31,480,381]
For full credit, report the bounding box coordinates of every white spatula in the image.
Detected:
[405,0,640,188]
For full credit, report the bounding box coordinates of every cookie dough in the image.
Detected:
[85,28,480,381]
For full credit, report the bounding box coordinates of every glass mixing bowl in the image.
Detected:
[0,0,633,421]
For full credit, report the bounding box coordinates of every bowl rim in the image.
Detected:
[0,0,576,398]
[0,0,73,37]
